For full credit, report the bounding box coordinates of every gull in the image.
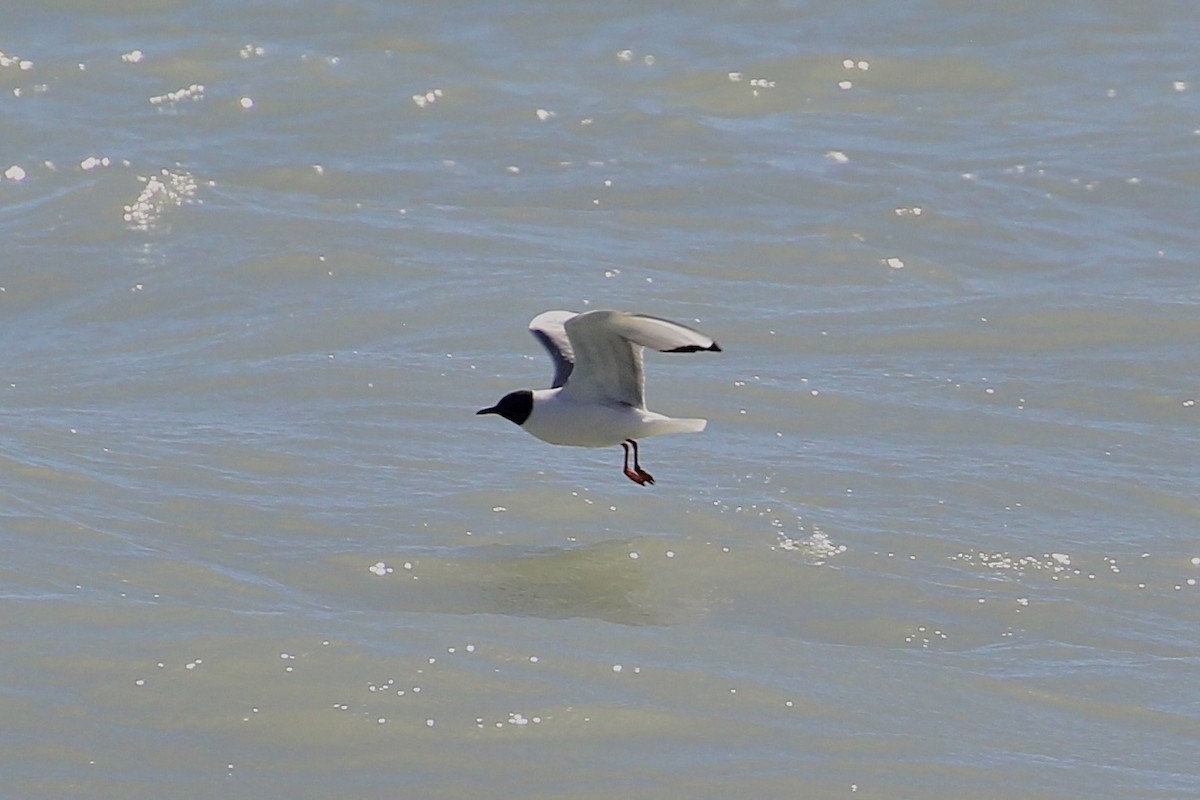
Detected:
[477,309,721,485]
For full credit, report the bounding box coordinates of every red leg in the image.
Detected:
[621,439,655,486]
[621,441,644,484]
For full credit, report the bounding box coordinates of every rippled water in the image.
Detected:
[3,1,1199,797]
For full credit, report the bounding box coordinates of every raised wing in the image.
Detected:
[528,310,578,388]
[560,310,720,408]
[606,312,722,354]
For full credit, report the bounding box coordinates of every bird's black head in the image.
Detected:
[476,389,533,426]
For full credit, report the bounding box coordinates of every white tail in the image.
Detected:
[650,417,707,436]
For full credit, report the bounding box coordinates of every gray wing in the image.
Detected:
[528,310,578,388]
[559,310,721,407]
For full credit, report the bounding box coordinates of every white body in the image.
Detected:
[525,387,707,447]
[478,310,720,466]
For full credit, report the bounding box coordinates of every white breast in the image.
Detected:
[522,388,706,447]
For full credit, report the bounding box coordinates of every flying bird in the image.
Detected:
[477,309,721,485]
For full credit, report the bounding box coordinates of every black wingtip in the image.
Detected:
[666,342,722,353]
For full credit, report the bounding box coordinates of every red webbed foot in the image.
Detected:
[621,440,656,486]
